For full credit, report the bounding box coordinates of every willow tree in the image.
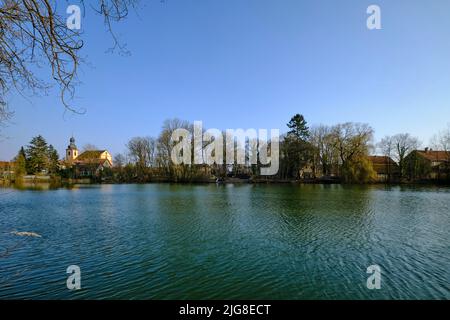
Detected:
[0,0,139,123]
[330,122,376,183]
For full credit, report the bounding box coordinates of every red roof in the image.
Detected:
[368,156,399,175]
[416,150,449,162]
[368,156,397,165]
[0,161,13,168]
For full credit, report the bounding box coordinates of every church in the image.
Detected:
[65,137,113,177]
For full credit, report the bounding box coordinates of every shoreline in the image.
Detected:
[2,177,450,189]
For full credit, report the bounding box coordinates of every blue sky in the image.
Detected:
[1,0,450,160]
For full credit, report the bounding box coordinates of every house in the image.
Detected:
[74,159,112,177]
[0,161,14,179]
[64,137,113,178]
[75,150,113,165]
[404,148,449,180]
[368,156,399,182]
[299,163,315,179]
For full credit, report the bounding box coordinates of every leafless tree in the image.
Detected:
[309,125,337,176]
[378,133,420,178]
[394,134,420,175]
[113,152,126,167]
[156,118,190,171]
[0,0,140,122]
[431,124,450,153]
[127,136,154,168]
[377,136,394,159]
[82,143,98,152]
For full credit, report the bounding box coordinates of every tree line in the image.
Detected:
[13,135,60,178]
[7,116,450,184]
[110,116,450,184]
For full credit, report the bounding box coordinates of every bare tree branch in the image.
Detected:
[0,0,140,121]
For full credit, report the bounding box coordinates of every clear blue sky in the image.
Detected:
[1,0,450,160]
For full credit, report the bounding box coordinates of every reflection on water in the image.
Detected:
[0,184,449,299]
[5,180,71,191]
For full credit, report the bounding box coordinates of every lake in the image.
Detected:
[0,183,449,299]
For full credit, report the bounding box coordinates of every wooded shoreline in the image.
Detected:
[2,115,450,186]
[2,175,450,190]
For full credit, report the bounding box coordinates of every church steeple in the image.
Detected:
[66,136,79,162]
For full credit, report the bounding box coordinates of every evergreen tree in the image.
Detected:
[47,144,60,174]
[14,147,27,177]
[280,135,315,179]
[287,114,310,141]
[281,114,314,179]
[26,135,49,174]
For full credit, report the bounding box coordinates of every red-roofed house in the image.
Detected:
[64,137,113,178]
[0,161,14,179]
[368,156,399,182]
[404,148,449,180]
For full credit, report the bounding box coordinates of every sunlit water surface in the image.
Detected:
[0,184,449,299]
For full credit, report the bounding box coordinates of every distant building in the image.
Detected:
[368,156,399,182]
[299,163,315,179]
[75,150,113,165]
[64,137,113,177]
[66,137,79,163]
[404,148,449,180]
[74,159,112,178]
[0,161,15,179]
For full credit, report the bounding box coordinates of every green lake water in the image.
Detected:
[0,183,449,299]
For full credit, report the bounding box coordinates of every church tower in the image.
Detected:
[66,137,79,163]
